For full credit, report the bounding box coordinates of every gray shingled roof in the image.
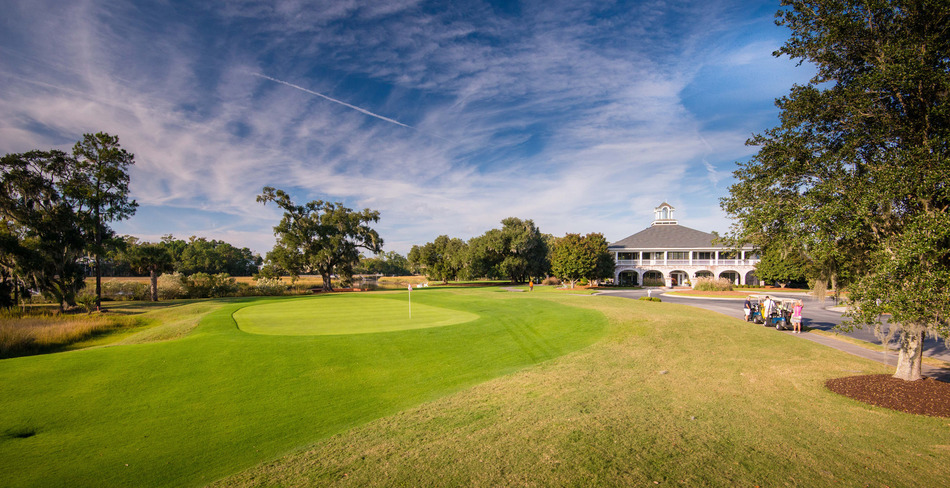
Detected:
[609,224,720,250]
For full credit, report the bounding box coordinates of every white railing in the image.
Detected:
[615,259,760,267]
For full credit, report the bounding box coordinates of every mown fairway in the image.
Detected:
[0,289,606,487]
[215,291,950,487]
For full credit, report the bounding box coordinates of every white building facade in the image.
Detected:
[608,203,760,287]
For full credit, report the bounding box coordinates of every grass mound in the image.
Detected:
[234,294,478,335]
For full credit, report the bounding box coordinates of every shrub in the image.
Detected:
[76,293,97,312]
[638,296,661,302]
[185,273,237,298]
[158,273,187,300]
[542,276,561,286]
[101,280,149,301]
[254,277,287,296]
[692,277,734,292]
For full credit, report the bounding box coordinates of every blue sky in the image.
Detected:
[0,0,812,256]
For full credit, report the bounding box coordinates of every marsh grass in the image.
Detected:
[0,311,145,358]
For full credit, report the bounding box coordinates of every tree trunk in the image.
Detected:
[95,253,102,311]
[149,269,159,302]
[95,207,102,312]
[893,329,924,381]
[321,272,333,292]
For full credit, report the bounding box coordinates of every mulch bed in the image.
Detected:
[826,374,950,417]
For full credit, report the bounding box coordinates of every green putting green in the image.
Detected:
[234,294,479,335]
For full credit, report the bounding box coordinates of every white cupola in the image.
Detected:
[652,202,677,226]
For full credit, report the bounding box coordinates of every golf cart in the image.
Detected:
[746,295,795,330]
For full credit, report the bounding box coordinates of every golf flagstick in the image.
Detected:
[408,283,412,319]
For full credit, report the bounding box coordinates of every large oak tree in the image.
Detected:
[408,236,467,284]
[722,0,950,380]
[0,150,88,310]
[467,217,549,283]
[258,187,382,292]
[550,233,614,288]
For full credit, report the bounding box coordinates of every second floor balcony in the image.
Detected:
[616,257,759,267]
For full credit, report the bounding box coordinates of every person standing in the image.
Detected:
[791,300,804,333]
[743,297,752,322]
[762,296,775,326]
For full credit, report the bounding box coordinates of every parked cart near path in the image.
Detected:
[746,295,796,330]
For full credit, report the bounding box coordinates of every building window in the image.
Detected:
[669,252,688,260]
[695,252,712,260]
[618,252,637,260]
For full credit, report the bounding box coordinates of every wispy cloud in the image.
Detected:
[0,0,809,254]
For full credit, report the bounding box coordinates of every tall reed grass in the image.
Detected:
[0,311,141,358]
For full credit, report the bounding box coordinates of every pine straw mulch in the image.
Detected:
[826,374,950,417]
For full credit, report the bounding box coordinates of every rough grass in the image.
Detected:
[0,312,144,358]
[212,294,950,488]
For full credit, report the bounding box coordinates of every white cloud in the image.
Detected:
[0,0,803,254]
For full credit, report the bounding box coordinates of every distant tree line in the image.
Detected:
[109,235,262,278]
[408,217,614,286]
[354,251,412,277]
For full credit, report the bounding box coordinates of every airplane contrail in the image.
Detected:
[249,72,413,129]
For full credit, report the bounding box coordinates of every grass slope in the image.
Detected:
[214,294,950,487]
[0,289,606,488]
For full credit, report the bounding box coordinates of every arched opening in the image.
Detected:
[618,270,639,286]
[694,270,714,279]
[643,270,665,287]
[745,271,760,287]
[670,270,689,287]
[719,270,740,285]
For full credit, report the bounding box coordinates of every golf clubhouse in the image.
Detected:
[608,203,760,287]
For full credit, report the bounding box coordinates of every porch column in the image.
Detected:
[663,251,668,265]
